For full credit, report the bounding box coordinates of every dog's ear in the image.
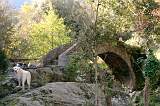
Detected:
[14,69,17,73]
[13,66,18,72]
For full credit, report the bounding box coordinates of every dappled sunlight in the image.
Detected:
[155,49,160,60]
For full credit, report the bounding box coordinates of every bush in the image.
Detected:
[0,50,9,74]
[64,52,112,83]
[64,52,94,82]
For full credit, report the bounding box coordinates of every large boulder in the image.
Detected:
[0,82,130,106]
[29,66,64,87]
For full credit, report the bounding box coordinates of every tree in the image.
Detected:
[133,1,160,105]
[9,2,71,59]
[143,49,160,106]
[0,0,13,75]
[6,3,34,58]
[0,0,15,53]
[27,10,71,58]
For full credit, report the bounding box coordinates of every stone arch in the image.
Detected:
[98,52,132,87]
[95,43,135,89]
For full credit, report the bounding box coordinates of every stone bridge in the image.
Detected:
[96,43,142,90]
[42,42,146,90]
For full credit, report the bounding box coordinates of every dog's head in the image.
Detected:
[13,66,21,73]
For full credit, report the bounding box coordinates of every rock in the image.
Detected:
[155,87,160,94]
[0,82,130,106]
[0,82,95,106]
[0,77,20,98]
[112,95,130,106]
[29,67,64,87]
[131,91,142,105]
[58,54,69,67]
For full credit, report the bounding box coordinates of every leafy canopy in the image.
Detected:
[27,10,71,58]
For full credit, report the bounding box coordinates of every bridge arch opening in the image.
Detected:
[98,52,133,88]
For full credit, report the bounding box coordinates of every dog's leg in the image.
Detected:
[22,75,27,91]
[22,80,25,91]
[16,75,21,87]
[17,78,21,87]
[26,72,31,90]
[15,69,22,87]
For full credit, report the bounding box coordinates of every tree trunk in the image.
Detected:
[101,83,112,106]
[106,96,112,106]
[144,78,149,106]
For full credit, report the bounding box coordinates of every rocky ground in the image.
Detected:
[0,66,131,106]
[0,82,131,106]
[0,67,159,106]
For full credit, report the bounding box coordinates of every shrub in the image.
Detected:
[0,50,9,74]
[64,52,94,82]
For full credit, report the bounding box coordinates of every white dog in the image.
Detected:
[13,66,31,90]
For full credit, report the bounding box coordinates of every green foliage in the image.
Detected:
[149,92,160,106]
[65,52,111,84]
[134,91,160,106]
[64,58,79,81]
[98,62,108,70]
[9,2,71,59]
[65,52,94,82]
[27,10,71,58]
[93,0,136,43]
[0,50,8,74]
[136,0,159,16]
[0,0,15,55]
[51,0,136,43]
[135,0,160,47]
[131,48,146,90]
[143,49,160,79]
[5,3,34,58]
[64,53,80,81]
[150,68,160,90]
